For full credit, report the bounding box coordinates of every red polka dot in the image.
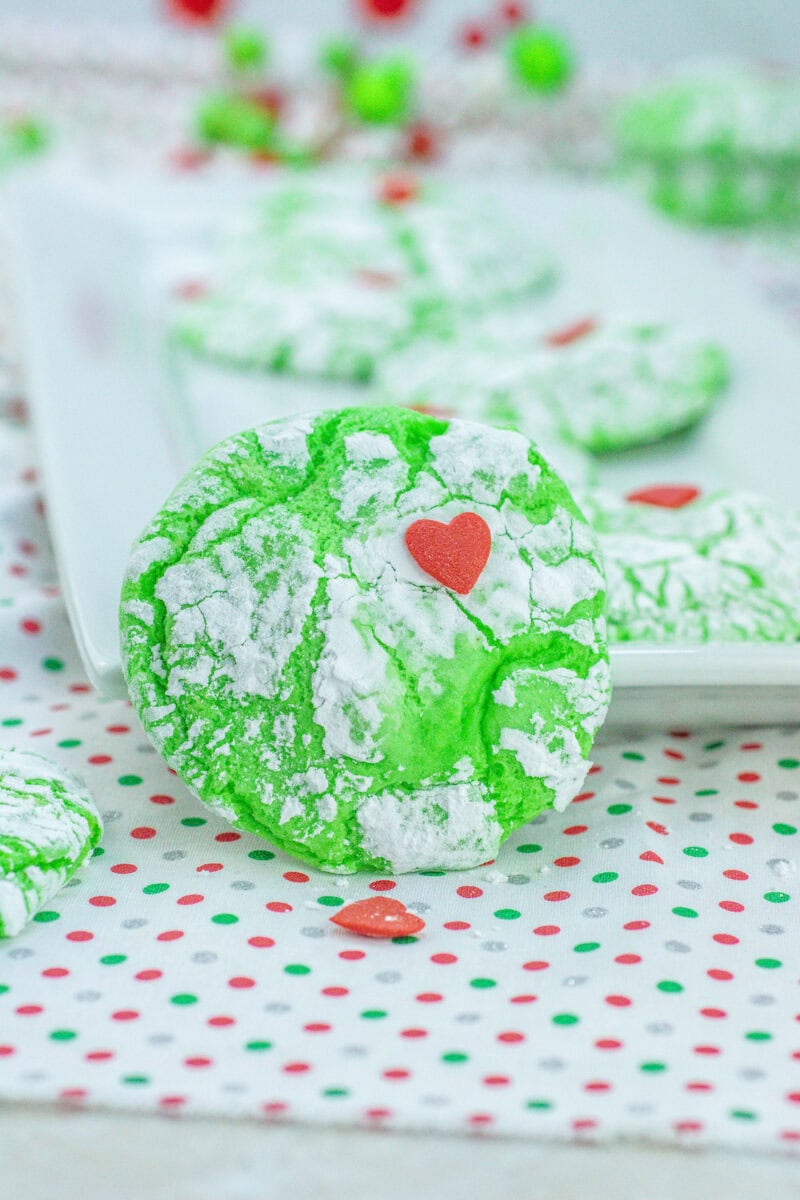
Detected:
[196,862,223,873]
[533,925,560,936]
[554,856,580,867]
[737,772,760,783]
[623,920,650,931]
[707,969,734,982]
[713,933,739,945]
[658,776,680,785]
[0,667,17,682]
[631,884,658,896]
[646,821,668,835]
[723,869,748,881]
[130,826,156,840]
[595,1039,622,1050]
[0,1046,15,1057]
[510,994,537,1004]
[339,950,365,961]
[663,748,685,760]
[584,1080,611,1092]
[780,1131,800,1143]
[322,987,349,997]
[383,1068,410,1080]
[686,1080,713,1092]
[85,1050,113,1062]
[177,894,204,906]
[444,921,470,931]
[159,1095,186,1108]
[605,995,632,1007]
[365,1107,392,1121]
[106,724,129,734]
[208,1015,235,1027]
[248,936,275,949]
[640,851,664,864]
[135,969,162,981]
[150,793,174,805]
[401,1027,428,1038]
[215,832,240,842]
[416,993,443,1003]
[16,1005,43,1016]
[369,879,396,892]
[66,930,93,942]
[700,1008,727,1019]
[89,895,116,907]
[615,954,641,965]
[729,832,753,845]
[70,683,91,694]
[110,863,137,875]
[675,1120,703,1134]
[20,618,41,634]
[283,871,309,884]
[459,22,489,50]
[59,1089,87,1102]
[497,1031,525,1043]
[157,930,184,941]
[304,1023,331,1034]
[456,886,483,899]
[523,960,550,970]
[88,754,111,765]
[787,1093,800,1105]
[483,1074,510,1087]
[266,902,292,913]
[693,1044,721,1055]
[563,825,587,836]
[111,1010,139,1021]
[734,800,758,810]
[572,1118,598,1132]
[184,1056,212,1068]
[283,1061,310,1074]
[228,976,255,989]
[719,901,745,913]
[41,967,69,978]
[544,891,570,902]
[262,1101,288,1116]
[431,953,457,965]
[652,796,675,806]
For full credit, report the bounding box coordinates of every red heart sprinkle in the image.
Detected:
[356,268,400,289]
[378,173,419,206]
[330,897,425,939]
[405,512,491,595]
[626,485,701,509]
[545,317,597,347]
[407,402,456,418]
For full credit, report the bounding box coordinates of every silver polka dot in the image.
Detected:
[646,1021,673,1035]
[137,743,156,754]
[21,1071,47,1082]
[7,947,34,959]
[74,990,101,1002]
[482,941,508,952]
[777,791,798,801]
[222,1082,248,1093]
[531,814,548,826]
[407,902,430,914]
[613,779,636,791]
[191,951,217,963]
[163,850,185,861]
[121,918,147,929]
[582,907,607,918]
[740,1068,765,1081]
[375,971,402,983]
[455,1012,481,1024]
[78,711,97,721]
[63,878,81,888]
[689,812,712,822]
[301,926,325,938]
[102,810,122,822]
[600,838,624,849]
[231,880,256,891]
[264,1002,290,1014]
[749,994,775,1006]
[341,1045,368,1057]
[627,1102,654,1115]
[760,923,784,935]
[421,1094,450,1106]
[507,874,530,885]
[148,1033,173,1046]
[698,760,719,770]
[677,879,702,890]
[664,940,690,953]
[767,859,794,876]
[562,975,587,987]
[539,1058,564,1070]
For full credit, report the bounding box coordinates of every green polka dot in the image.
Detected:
[470,977,496,989]
[704,740,725,751]
[773,823,796,836]
[122,1075,150,1085]
[391,935,419,944]
[49,1029,76,1041]
[284,963,311,975]
[99,954,126,965]
[0,985,8,996]
[552,1013,579,1025]
[248,849,274,860]
[42,657,64,671]
[442,1052,468,1063]
[91,846,104,857]
[778,758,799,769]
[211,913,238,925]
[170,993,198,1005]
[526,1099,552,1110]
[143,883,169,895]
[317,895,345,907]
[755,958,782,969]
[745,1031,772,1041]
[57,738,81,748]
[516,843,541,854]
[360,1009,387,1019]
[672,906,698,918]
[417,869,445,876]
[764,891,790,903]
[607,803,632,815]
[323,1087,348,1097]
[695,788,718,796]
[592,871,618,883]
[639,1062,666,1072]
[494,908,521,920]
[574,942,600,953]
[245,1040,272,1051]
[32,910,59,923]
[117,774,142,786]
[1,717,22,727]
[730,1110,758,1121]
[657,980,683,993]
[181,817,206,827]
[683,846,708,858]
[622,752,644,761]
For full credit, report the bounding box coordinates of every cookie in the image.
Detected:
[121,407,610,874]
[533,317,729,453]
[616,67,800,226]
[0,749,103,938]
[171,177,555,383]
[583,486,800,643]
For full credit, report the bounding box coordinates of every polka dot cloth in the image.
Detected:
[2,425,800,1150]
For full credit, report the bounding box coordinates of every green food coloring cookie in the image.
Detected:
[121,407,610,874]
[0,749,103,938]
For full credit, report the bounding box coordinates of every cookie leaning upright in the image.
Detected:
[0,749,103,937]
[120,408,610,874]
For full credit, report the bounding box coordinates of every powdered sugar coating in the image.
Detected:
[120,408,610,874]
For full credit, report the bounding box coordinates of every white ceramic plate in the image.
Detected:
[6,161,800,726]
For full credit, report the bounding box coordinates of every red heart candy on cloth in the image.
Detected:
[330,897,426,939]
[405,512,491,595]
[544,316,597,347]
[626,485,701,510]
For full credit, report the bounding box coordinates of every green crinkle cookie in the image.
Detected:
[120,407,610,874]
[0,749,103,938]
[583,488,800,643]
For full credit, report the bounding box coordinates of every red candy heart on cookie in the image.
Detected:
[626,485,700,509]
[405,512,491,595]
[330,897,426,939]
